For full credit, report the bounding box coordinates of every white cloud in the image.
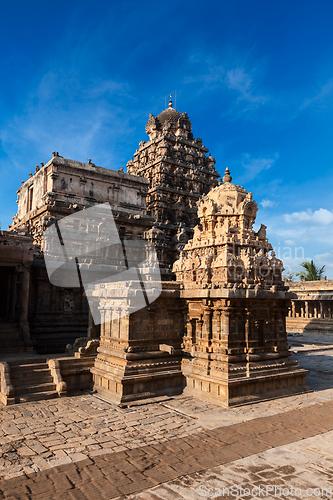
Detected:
[299,80,333,111]
[284,208,333,225]
[184,52,268,110]
[238,153,279,183]
[0,71,135,173]
[260,199,276,208]
[225,67,267,104]
[259,207,333,277]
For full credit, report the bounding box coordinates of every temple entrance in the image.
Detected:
[0,266,16,323]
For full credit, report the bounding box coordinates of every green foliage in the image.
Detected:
[296,260,325,281]
[282,271,296,282]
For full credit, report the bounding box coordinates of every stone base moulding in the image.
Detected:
[91,283,185,404]
[182,361,310,407]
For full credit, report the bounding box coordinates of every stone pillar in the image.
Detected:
[291,301,296,318]
[212,309,221,341]
[197,319,203,339]
[328,302,332,319]
[19,266,31,345]
[10,272,17,321]
[87,307,98,338]
[221,310,230,335]
[320,301,324,319]
[245,310,251,377]
[305,301,309,319]
[202,308,212,342]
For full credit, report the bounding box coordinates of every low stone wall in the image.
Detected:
[286,317,333,333]
[58,357,95,393]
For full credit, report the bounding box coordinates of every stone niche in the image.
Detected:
[91,281,184,404]
[173,168,310,406]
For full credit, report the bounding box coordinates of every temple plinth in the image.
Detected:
[173,168,310,406]
[91,281,184,404]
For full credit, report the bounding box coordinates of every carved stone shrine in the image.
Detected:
[173,168,310,406]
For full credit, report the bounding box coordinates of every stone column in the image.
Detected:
[10,272,17,322]
[245,310,251,377]
[197,319,203,339]
[221,310,230,335]
[212,309,221,341]
[88,306,98,338]
[305,301,309,319]
[291,301,296,318]
[320,301,324,319]
[19,266,31,345]
[202,308,212,342]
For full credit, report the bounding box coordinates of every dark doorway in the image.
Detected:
[0,267,15,322]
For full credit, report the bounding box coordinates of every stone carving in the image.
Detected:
[172,168,309,406]
[173,168,283,289]
[127,101,220,276]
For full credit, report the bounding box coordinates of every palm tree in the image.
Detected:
[296,260,325,281]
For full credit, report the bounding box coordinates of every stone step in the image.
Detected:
[0,333,21,339]
[16,391,59,403]
[0,323,19,332]
[14,382,57,396]
[10,366,50,376]
[11,363,49,371]
[10,372,54,385]
[0,342,26,350]
[8,360,47,368]
[0,347,26,354]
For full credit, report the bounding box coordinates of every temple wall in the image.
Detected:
[286,280,333,333]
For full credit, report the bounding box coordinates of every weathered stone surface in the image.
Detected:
[91,282,185,403]
[172,168,310,406]
[4,153,154,354]
[127,99,220,276]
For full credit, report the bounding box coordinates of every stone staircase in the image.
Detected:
[7,359,59,403]
[0,323,26,353]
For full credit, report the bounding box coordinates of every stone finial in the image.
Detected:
[88,159,92,164]
[35,165,39,173]
[168,96,173,108]
[41,162,44,167]
[29,173,32,178]
[52,151,59,157]
[223,167,232,183]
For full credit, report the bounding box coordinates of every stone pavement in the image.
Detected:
[1,337,333,499]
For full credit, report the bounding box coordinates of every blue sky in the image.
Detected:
[1,0,333,277]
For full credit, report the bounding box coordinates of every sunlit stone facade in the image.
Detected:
[173,168,309,406]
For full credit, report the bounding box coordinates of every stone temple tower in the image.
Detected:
[172,168,310,406]
[127,98,220,277]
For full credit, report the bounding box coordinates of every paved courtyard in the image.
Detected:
[1,332,333,499]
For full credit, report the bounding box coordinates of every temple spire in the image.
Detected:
[223,167,232,183]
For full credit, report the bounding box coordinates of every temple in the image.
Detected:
[0,102,310,406]
[173,168,309,405]
[127,98,219,276]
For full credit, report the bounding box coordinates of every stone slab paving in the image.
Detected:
[1,340,333,499]
[1,399,333,499]
[0,395,203,480]
[128,431,333,499]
